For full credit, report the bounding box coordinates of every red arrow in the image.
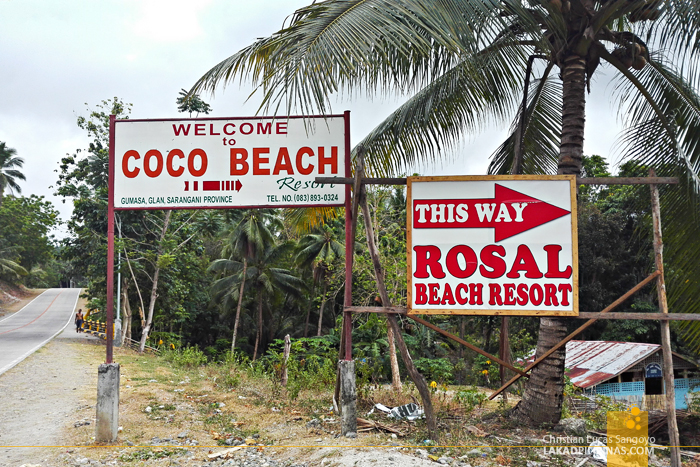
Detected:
[412,184,570,241]
[234,179,242,192]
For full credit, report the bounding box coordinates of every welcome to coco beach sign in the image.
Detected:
[111,115,349,210]
[407,176,578,316]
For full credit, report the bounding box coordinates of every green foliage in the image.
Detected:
[176,88,212,117]
[162,346,208,368]
[263,337,337,400]
[454,387,488,413]
[0,195,59,272]
[414,357,453,384]
[580,395,629,431]
[0,141,25,206]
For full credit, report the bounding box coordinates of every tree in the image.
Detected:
[0,142,25,209]
[0,246,28,280]
[209,209,283,352]
[0,195,59,272]
[176,89,212,117]
[192,0,700,428]
[295,224,344,336]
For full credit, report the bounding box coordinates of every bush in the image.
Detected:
[414,357,454,384]
[163,346,208,368]
[454,386,487,414]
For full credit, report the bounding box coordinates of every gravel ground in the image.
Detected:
[0,324,101,467]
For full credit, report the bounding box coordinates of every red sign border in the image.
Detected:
[109,113,351,211]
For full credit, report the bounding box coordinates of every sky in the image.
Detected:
[0,0,624,237]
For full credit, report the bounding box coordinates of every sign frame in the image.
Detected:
[407,175,579,317]
[110,114,350,211]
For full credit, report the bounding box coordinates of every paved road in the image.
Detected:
[0,288,82,375]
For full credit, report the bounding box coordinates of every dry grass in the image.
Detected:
[58,343,552,466]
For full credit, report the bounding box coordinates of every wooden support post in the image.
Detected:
[489,270,661,400]
[281,334,290,387]
[650,170,681,467]
[499,317,511,401]
[359,186,438,438]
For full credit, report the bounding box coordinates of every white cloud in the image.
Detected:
[129,0,213,43]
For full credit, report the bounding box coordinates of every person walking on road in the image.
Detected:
[75,309,84,333]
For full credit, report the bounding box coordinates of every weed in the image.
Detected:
[162,346,208,368]
[118,447,186,462]
[454,386,488,414]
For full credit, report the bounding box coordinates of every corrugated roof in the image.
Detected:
[564,340,659,388]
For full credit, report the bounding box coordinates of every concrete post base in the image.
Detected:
[338,360,357,436]
[96,363,120,443]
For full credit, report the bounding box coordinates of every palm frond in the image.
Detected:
[488,64,560,175]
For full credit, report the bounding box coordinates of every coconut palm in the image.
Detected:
[0,245,28,279]
[193,0,700,427]
[210,209,283,352]
[295,223,345,336]
[210,240,303,359]
[0,142,25,209]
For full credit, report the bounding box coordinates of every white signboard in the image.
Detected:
[407,176,578,316]
[112,115,348,210]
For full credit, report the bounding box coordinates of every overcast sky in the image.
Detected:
[0,0,623,237]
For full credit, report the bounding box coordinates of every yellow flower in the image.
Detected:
[170,343,175,350]
[486,360,491,365]
[430,381,438,389]
[482,369,489,375]
[158,339,163,345]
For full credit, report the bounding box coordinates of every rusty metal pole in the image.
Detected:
[106,115,116,364]
[649,170,681,467]
[338,112,357,436]
[342,111,354,361]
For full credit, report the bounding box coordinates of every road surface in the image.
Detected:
[0,288,82,375]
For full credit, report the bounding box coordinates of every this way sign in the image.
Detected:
[407,176,578,316]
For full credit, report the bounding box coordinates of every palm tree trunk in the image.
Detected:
[253,290,263,361]
[387,323,402,391]
[316,280,328,337]
[304,282,315,337]
[514,53,586,425]
[231,257,247,352]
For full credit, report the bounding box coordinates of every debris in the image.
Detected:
[356,418,405,436]
[177,431,189,438]
[554,418,587,437]
[374,403,392,414]
[465,425,488,437]
[496,454,511,465]
[306,419,321,428]
[207,446,244,459]
[416,449,429,459]
[388,402,423,421]
[587,440,607,463]
[145,406,152,413]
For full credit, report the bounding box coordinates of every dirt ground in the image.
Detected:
[0,290,691,467]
